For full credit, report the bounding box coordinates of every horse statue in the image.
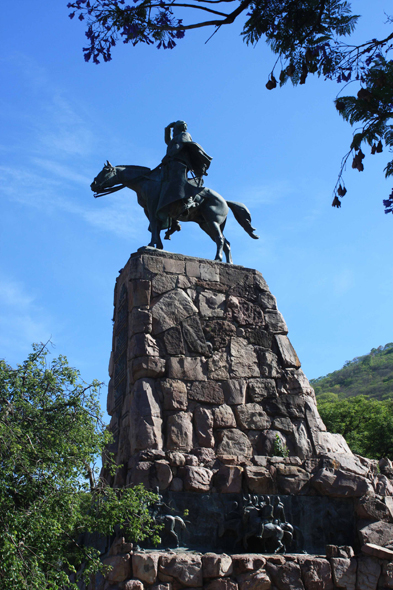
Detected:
[90,162,259,263]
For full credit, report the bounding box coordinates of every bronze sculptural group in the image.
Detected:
[219,494,294,553]
[91,121,259,263]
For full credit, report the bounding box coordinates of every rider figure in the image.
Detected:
[156,120,212,222]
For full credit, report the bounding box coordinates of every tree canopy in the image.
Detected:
[0,343,159,589]
[317,393,393,460]
[313,343,393,460]
[67,0,393,213]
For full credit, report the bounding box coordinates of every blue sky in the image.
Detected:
[1,1,392,415]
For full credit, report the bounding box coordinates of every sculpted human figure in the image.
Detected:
[156,120,212,221]
[91,120,259,262]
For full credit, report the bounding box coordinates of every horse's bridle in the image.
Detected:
[93,184,125,198]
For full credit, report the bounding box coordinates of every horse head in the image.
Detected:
[90,161,118,194]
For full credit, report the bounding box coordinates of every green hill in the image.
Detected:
[311,343,393,460]
[311,343,393,401]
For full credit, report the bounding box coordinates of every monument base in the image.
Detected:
[96,249,393,577]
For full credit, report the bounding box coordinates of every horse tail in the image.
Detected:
[226,201,259,239]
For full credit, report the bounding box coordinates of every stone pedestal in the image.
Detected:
[101,248,392,554]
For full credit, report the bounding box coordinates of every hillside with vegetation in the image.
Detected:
[311,343,393,401]
[311,343,393,460]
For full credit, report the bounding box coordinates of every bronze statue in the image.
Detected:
[91,121,259,263]
[157,120,212,219]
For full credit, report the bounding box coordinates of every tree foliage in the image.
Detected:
[317,393,393,460]
[313,343,393,460]
[67,0,393,213]
[0,343,160,590]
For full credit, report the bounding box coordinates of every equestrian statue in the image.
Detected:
[90,120,259,263]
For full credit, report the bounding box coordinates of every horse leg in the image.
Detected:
[223,238,232,263]
[148,218,163,249]
[198,221,224,261]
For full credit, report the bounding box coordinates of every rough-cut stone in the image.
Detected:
[275,335,301,368]
[127,461,152,488]
[161,379,188,411]
[330,558,357,590]
[167,413,193,452]
[292,420,314,460]
[265,561,304,590]
[314,432,353,455]
[236,571,271,590]
[194,407,214,448]
[312,468,373,497]
[185,453,199,466]
[204,580,238,590]
[272,416,294,433]
[202,553,233,578]
[216,429,253,460]
[182,316,212,356]
[193,447,215,465]
[258,290,277,310]
[247,379,276,402]
[124,580,145,590]
[231,555,266,575]
[256,429,287,456]
[150,584,171,590]
[130,307,152,334]
[358,520,393,547]
[130,333,159,359]
[258,351,280,378]
[245,465,276,493]
[264,310,288,334]
[356,495,393,522]
[131,279,151,307]
[208,352,230,380]
[155,460,173,490]
[214,464,243,493]
[299,557,333,590]
[243,328,272,348]
[152,289,198,334]
[163,327,185,355]
[132,356,166,381]
[167,357,207,381]
[355,555,380,590]
[129,379,163,454]
[227,296,264,326]
[103,555,132,583]
[380,561,393,589]
[132,553,160,585]
[374,474,393,496]
[189,381,225,405]
[213,404,236,428]
[276,464,310,494]
[222,379,246,405]
[203,320,237,350]
[159,554,203,587]
[152,274,177,296]
[230,338,260,378]
[183,465,213,491]
[166,451,186,466]
[199,291,226,318]
[235,403,271,430]
[362,542,393,559]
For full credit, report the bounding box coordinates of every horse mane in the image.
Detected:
[118,165,152,175]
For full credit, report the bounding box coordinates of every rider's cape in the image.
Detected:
[156,141,212,220]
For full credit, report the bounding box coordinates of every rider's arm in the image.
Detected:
[165,123,176,146]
